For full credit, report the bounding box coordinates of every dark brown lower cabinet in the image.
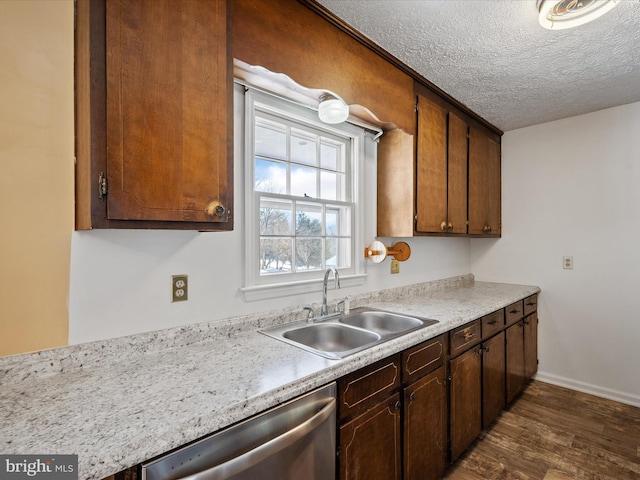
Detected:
[449,345,482,462]
[524,312,538,379]
[482,331,506,429]
[339,393,402,480]
[337,336,447,480]
[506,320,526,402]
[336,300,538,478]
[404,366,447,480]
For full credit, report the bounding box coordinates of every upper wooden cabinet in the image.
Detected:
[468,127,501,236]
[416,95,468,234]
[75,0,233,230]
[377,90,501,238]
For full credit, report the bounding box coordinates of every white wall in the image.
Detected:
[471,101,640,406]
[69,89,471,343]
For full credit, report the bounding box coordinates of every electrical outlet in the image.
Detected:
[563,256,573,270]
[390,259,400,274]
[172,275,188,302]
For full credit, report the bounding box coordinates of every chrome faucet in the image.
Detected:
[321,266,341,316]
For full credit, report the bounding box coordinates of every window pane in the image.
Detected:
[326,238,351,269]
[291,165,317,198]
[295,238,323,271]
[255,158,287,193]
[296,203,323,236]
[326,205,351,236]
[260,198,292,235]
[321,170,349,201]
[255,122,286,160]
[320,141,340,171]
[291,131,317,167]
[260,237,292,275]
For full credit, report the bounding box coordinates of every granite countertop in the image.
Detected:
[0,275,540,480]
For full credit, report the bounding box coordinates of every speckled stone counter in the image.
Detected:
[0,275,539,480]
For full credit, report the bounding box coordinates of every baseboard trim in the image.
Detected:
[534,371,640,408]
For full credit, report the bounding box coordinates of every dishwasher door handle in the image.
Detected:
[178,397,336,480]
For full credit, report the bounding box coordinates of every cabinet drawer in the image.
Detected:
[481,310,505,339]
[338,354,401,419]
[505,300,524,326]
[449,320,481,358]
[402,335,445,383]
[524,294,538,316]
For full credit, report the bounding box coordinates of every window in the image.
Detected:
[240,87,369,300]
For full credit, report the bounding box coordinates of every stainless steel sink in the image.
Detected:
[261,307,438,360]
[339,310,426,335]
[284,323,380,354]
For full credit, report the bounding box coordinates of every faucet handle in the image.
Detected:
[303,305,315,322]
[335,298,350,315]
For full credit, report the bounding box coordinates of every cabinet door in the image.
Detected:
[524,312,539,380]
[506,321,525,403]
[339,393,402,480]
[416,95,448,233]
[449,346,482,462]
[482,332,506,429]
[447,112,468,234]
[105,0,231,224]
[468,127,500,236]
[404,366,447,480]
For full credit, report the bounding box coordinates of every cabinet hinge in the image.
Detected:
[98,172,108,200]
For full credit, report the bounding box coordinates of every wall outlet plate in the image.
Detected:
[390,259,400,274]
[563,256,573,270]
[172,275,188,302]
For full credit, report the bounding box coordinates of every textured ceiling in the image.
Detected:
[316,0,640,131]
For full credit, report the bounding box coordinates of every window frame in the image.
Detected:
[240,87,368,301]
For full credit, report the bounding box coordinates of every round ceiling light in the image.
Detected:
[318,93,349,124]
[537,0,619,30]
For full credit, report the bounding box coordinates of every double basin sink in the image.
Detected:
[261,308,438,359]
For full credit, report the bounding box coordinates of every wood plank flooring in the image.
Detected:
[443,380,640,480]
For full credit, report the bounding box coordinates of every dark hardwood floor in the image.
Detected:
[443,380,640,480]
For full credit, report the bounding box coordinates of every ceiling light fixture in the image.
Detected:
[318,92,350,124]
[537,0,619,30]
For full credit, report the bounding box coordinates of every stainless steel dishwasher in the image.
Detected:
[141,383,336,480]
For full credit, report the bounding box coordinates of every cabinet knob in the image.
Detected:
[394,400,402,410]
[484,346,490,352]
[447,222,453,231]
[483,225,492,233]
[440,220,447,231]
[205,200,226,218]
[409,392,416,402]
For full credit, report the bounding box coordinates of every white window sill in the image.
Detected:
[240,273,367,302]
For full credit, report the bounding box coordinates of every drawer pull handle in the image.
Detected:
[509,309,519,314]
[488,320,498,325]
[527,302,536,306]
[463,333,474,341]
